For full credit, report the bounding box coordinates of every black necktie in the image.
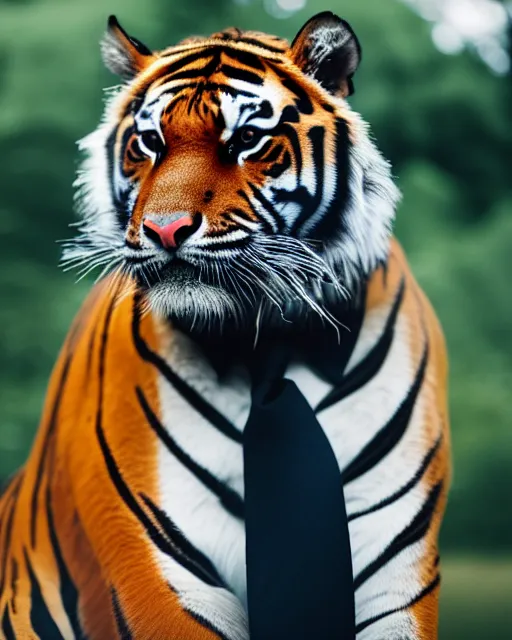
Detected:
[243,342,355,640]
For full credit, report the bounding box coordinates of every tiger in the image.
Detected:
[0,11,450,640]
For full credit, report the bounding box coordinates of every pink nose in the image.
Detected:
[142,215,196,249]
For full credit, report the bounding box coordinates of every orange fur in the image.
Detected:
[0,240,450,638]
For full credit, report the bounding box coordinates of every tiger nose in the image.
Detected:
[142,214,199,250]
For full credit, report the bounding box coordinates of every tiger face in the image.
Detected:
[67,12,400,331]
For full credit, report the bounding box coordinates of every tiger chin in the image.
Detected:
[0,12,450,640]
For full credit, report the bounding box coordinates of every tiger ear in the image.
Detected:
[290,12,361,98]
[101,16,154,79]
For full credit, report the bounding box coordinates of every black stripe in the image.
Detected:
[164,63,215,83]
[1,604,15,640]
[45,485,85,638]
[278,75,313,115]
[342,343,429,485]
[155,80,258,101]
[164,94,189,116]
[105,127,132,230]
[263,150,291,179]
[237,189,276,234]
[285,125,325,234]
[187,83,204,115]
[229,207,258,225]
[96,419,223,588]
[219,64,263,85]
[275,122,302,180]
[23,548,65,640]
[125,92,144,117]
[311,118,351,241]
[354,482,443,591]
[146,84,201,109]
[0,473,16,518]
[236,37,286,54]
[201,82,258,99]
[0,471,21,503]
[305,125,326,210]
[142,44,273,105]
[250,99,273,122]
[277,105,300,125]
[95,297,224,588]
[355,573,441,634]
[95,304,225,589]
[96,289,118,413]
[30,356,72,547]
[111,588,133,640]
[256,142,282,163]
[316,279,406,413]
[157,49,218,83]
[160,42,273,80]
[164,51,222,84]
[153,77,258,115]
[0,477,22,595]
[160,43,209,57]
[140,494,225,587]
[116,131,138,212]
[10,558,18,614]
[131,298,242,443]
[348,435,443,522]
[195,227,245,241]
[105,126,117,216]
[249,184,286,234]
[196,237,250,253]
[223,48,266,71]
[118,125,136,178]
[136,387,244,520]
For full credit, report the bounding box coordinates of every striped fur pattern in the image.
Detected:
[64,13,400,330]
[0,12,450,639]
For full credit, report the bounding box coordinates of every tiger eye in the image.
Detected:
[140,130,163,155]
[240,128,256,144]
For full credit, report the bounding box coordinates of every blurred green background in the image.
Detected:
[0,0,510,637]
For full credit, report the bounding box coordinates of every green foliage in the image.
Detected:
[0,0,510,553]
[440,557,512,639]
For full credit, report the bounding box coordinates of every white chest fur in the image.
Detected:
[152,300,428,639]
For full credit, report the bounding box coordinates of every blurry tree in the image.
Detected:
[155,0,231,42]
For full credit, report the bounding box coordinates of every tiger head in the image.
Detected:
[66,12,400,332]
